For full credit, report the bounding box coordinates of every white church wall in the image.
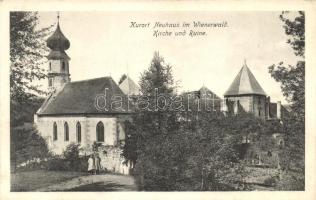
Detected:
[85,117,117,146]
[34,115,126,155]
[34,115,87,154]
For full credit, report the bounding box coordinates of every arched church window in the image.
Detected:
[49,62,52,71]
[64,122,69,141]
[76,122,81,143]
[96,121,104,142]
[53,122,57,141]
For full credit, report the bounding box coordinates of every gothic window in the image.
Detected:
[64,122,69,141]
[258,98,262,116]
[49,62,52,71]
[53,122,57,141]
[96,121,104,142]
[76,122,81,143]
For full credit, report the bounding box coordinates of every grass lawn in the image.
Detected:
[11,170,88,191]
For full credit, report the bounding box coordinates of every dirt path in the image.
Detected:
[34,174,138,191]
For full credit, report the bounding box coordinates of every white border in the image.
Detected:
[1,1,315,200]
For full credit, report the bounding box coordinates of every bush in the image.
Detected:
[264,177,277,187]
[61,143,88,171]
[11,127,51,172]
[63,143,81,160]
[46,158,69,171]
[45,156,88,172]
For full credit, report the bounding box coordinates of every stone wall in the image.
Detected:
[225,95,268,119]
[96,145,132,175]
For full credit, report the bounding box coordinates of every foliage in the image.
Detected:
[10,127,51,172]
[139,51,175,96]
[128,112,264,191]
[61,143,87,171]
[269,11,305,119]
[46,156,88,172]
[280,11,305,57]
[123,52,266,191]
[63,143,81,161]
[123,51,177,162]
[10,96,44,127]
[263,176,277,187]
[268,11,305,190]
[10,12,53,103]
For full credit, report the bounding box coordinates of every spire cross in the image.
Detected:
[244,59,247,66]
[57,11,60,23]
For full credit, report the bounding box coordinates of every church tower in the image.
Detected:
[46,14,71,92]
[223,61,270,120]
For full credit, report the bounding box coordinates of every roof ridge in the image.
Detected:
[69,76,112,84]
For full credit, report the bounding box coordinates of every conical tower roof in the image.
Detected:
[119,76,141,95]
[224,63,266,97]
[199,86,221,99]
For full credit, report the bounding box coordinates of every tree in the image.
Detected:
[123,52,255,191]
[268,11,305,190]
[10,12,52,102]
[10,127,50,172]
[269,11,304,119]
[137,51,177,135]
[10,12,53,127]
[122,52,179,189]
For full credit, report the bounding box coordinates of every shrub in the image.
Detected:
[45,155,89,172]
[11,127,51,172]
[63,143,81,160]
[264,177,277,187]
[61,143,88,171]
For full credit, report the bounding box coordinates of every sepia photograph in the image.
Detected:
[1,1,315,198]
[7,10,306,192]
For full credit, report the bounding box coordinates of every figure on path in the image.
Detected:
[95,154,102,174]
[88,154,95,175]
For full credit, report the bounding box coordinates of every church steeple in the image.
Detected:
[47,13,71,92]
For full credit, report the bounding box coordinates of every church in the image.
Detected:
[34,17,284,174]
[34,18,132,174]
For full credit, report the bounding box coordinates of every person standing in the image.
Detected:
[95,154,102,175]
[88,154,95,175]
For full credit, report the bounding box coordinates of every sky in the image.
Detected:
[37,11,300,103]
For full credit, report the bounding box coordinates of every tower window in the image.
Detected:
[62,61,66,71]
[64,122,69,141]
[49,62,52,71]
[49,78,53,87]
[53,122,57,141]
[96,121,104,142]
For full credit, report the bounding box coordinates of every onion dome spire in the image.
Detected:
[47,13,70,51]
